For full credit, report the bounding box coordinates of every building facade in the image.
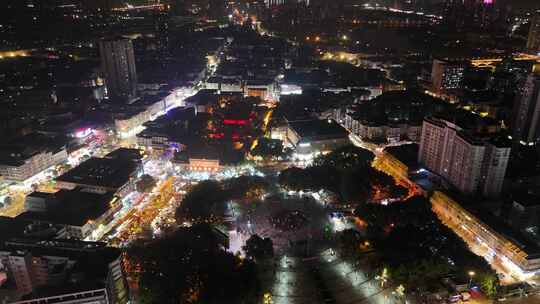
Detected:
[511,74,540,146]
[285,119,350,155]
[418,117,510,197]
[99,38,138,103]
[13,289,109,304]
[323,108,422,143]
[0,148,67,181]
[431,191,540,280]
[431,59,466,93]
[527,10,540,55]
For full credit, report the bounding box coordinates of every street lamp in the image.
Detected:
[263,292,273,304]
[468,271,475,288]
[376,268,388,288]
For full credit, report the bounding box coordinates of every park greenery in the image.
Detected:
[175,176,270,224]
[128,224,260,304]
[351,196,499,296]
[243,234,274,262]
[278,145,408,204]
[250,137,291,160]
[171,145,497,299]
[175,180,227,225]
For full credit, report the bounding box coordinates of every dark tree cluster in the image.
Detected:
[243,234,274,262]
[336,229,370,259]
[222,175,270,201]
[175,180,228,225]
[128,224,259,304]
[175,176,271,224]
[251,137,290,160]
[355,196,498,294]
[278,145,407,204]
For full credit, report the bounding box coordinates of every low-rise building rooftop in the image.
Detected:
[288,119,349,141]
[17,188,115,227]
[56,157,138,190]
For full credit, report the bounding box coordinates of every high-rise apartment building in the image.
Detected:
[418,117,510,198]
[511,74,540,146]
[154,10,169,60]
[527,11,540,55]
[99,37,138,103]
[431,59,466,93]
[481,138,511,197]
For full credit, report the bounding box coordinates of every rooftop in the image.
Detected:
[184,89,218,106]
[138,108,207,145]
[0,217,40,242]
[0,133,67,167]
[445,191,540,259]
[105,148,144,163]
[26,192,55,200]
[289,119,349,141]
[17,188,115,227]
[430,109,499,132]
[0,238,120,283]
[56,157,138,190]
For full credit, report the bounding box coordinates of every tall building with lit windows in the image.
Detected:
[99,37,138,103]
[431,58,466,93]
[418,116,510,198]
[527,10,540,55]
[511,73,540,146]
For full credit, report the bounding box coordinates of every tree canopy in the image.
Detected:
[354,196,498,294]
[128,224,259,304]
[175,180,228,225]
[243,234,274,261]
[278,145,406,204]
[312,145,374,170]
[175,176,272,224]
[251,138,286,160]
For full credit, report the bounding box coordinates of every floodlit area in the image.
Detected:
[271,256,301,304]
[174,165,265,181]
[318,249,404,304]
[118,125,146,139]
[329,214,356,232]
